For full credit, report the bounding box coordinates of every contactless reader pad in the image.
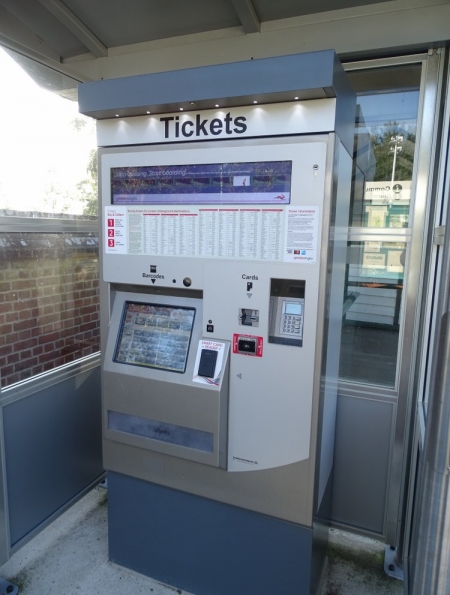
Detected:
[198,349,218,378]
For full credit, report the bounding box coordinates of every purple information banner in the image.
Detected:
[111,161,292,205]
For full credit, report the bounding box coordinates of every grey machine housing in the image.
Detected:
[78,50,355,595]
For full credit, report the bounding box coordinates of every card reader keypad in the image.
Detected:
[280,314,303,336]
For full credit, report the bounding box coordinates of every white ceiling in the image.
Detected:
[0,0,391,62]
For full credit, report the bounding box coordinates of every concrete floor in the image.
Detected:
[325,529,403,595]
[0,486,404,595]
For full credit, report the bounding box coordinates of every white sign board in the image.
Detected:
[365,181,411,203]
[97,100,336,147]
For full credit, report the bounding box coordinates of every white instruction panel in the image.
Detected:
[105,206,127,254]
[283,206,319,263]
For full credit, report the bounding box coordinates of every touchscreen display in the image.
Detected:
[114,302,195,373]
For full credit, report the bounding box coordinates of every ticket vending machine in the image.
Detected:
[79,51,355,595]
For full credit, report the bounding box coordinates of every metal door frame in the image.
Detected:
[340,49,446,548]
[404,48,450,592]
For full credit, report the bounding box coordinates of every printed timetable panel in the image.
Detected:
[104,205,319,263]
[114,302,195,373]
[105,205,285,260]
[111,161,292,205]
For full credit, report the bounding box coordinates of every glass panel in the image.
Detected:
[0,232,100,388]
[108,410,214,453]
[348,64,421,228]
[0,47,97,218]
[339,241,406,387]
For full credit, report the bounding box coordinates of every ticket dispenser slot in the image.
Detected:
[269,279,305,347]
[238,308,259,327]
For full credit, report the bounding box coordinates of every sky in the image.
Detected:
[357,91,419,127]
[0,47,96,214]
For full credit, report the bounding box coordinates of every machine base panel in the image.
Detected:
[108,471,313,595]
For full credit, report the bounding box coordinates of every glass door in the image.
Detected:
[331,51,444,554]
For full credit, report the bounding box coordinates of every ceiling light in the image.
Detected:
[215,104,219,108]
[115,114,119,117]
[253,101,258,104]
[146,111,151,114]
[180,108,184,111]
[294,96,299,100]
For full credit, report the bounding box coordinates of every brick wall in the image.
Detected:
[0,232,100,388]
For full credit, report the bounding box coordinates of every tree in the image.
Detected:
[71,116,88,132]
[43,170,74,213]
[77,149,98,216]
[370,121,416,181]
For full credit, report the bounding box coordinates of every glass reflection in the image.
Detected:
[0,232,99,388]
[339,241,405,387]
[348,64,421,228]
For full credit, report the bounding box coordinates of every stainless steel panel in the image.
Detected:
[407,50,450,591]
[0,216,98,233]
[0,354,100,407]
[344,54,429,71]
[0,409,9,566]
[331,394,394,534]
[104,439,313,526]
[315,137,351,510]
[410,311,450,595]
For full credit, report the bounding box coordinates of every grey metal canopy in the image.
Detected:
[78,50,356,152]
